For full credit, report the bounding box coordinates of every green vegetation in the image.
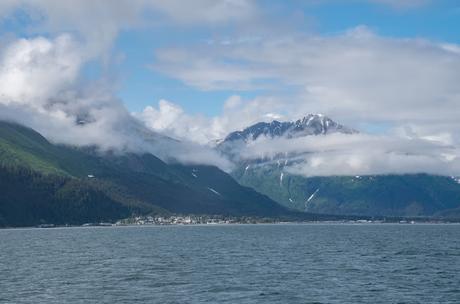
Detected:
[0,121,290,227]
[3,120,458,227]
[233,163,460,217]
[0,165,132,227]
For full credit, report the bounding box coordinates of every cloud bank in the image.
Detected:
[147,25,460,176]
[154,26,460,127]
[0,1,459,177]
[0,34,232,170]
[234,133,460,177]
[135,96,286,144]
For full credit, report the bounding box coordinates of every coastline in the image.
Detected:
[1,219,459,230]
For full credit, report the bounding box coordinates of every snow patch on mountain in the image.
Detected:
[451,176,460,184]
[306,189,320,203]
[207,187,221,196]
[221,114,356,144]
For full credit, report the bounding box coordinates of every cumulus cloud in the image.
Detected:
[0,1,254,170]
[135,96,287,144]
[139,28,460,177]
[135,95,460,177]
[153,27,460,153]
[0,34,128,149]
[135,100,217,144]
[0,35,83,106]
[0,34,232,170]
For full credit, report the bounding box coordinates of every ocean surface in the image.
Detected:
[0,224,459,304]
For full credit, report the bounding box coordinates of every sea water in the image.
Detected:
[1,224,459,303]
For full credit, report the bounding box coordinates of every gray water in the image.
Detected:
[0,224,459,304]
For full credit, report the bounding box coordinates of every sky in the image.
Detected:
[1,0,460,176]
[119,0,460,116]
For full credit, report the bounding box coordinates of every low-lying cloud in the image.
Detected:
[0,34,232,170]
[234,133,460,176]
[135,96,286,144]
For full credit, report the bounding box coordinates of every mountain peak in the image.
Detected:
[222,114,356,143]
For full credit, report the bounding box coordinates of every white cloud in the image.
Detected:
[0,35,232,170]
[0,34,143,150]
[0,35,83,106]
[154,50,274,91]
[238,133,455,160]
[136,99,218,144]
[153,26,460,137]
[0,1,253,170]
[234,133,460,176]
[0,0,257,57]
[288,151,460,177]
[137,46,460,176]
[135,96,287,144]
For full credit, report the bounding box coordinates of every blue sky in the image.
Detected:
[107,0,460,116]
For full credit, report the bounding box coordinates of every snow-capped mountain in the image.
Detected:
[218,115,460,218]
[222,114,356,143]
[218,114,356,161]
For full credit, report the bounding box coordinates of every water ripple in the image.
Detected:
[0,224,459,303]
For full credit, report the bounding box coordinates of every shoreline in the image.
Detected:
[1,220,460,230]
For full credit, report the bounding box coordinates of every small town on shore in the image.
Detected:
[64,215,454,228]
[116,215,284,226]
[30,215,458,229]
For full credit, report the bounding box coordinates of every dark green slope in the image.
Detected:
[0,166,132,227]
[0,121,291,226]
[169,164,287,215]
[233,164,460,217]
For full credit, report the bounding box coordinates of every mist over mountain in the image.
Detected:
[219,114,357,161]
[215,114,460,177]
[218,115,460,218]
[0,121,312,227]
